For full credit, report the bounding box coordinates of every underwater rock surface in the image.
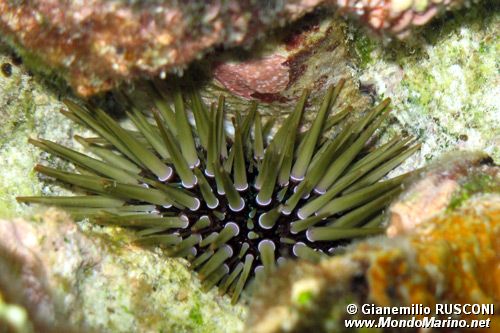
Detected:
[0,0,475,96]
[0,209,246,333]
[0,0,325,96]
[335,0,477,38]
[388,151,498,236]
[356,3,499,163]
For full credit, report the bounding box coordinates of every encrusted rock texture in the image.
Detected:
[356,2,499,163]
[0,209,246,333]
[0,0,474,96]
[0,0,324,96]
[335,0,475,38]
[246,153,500,333]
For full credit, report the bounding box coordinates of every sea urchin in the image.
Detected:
[17,80,419,303]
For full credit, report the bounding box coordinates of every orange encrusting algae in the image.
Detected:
[367,202,500,331]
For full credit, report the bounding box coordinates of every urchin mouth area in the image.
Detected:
[176,172,319,257]
[17,79,419,303]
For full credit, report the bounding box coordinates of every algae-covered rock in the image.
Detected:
[1,0,305,96]
[0,0,475,96]
[355,2,500,163]
[0,44,75,218]
[387,151,498,236]
[0,209,246,333]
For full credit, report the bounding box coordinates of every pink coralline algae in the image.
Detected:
[213,55,290,99]
[335,0,468,38]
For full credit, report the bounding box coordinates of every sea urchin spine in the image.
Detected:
[18,80,419,303]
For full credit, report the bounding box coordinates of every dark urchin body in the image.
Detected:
[18,80,419,303]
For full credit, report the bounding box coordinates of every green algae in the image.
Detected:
[448,173,499,211]
[296,290,314,307]
[352,31,377,69]
[189,304,204,326]
[0,50,55,217]
[0,54,79,218]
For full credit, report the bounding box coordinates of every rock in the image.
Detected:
[0,0,475,96]
[0,0,326,96]
[0,43,76,218]
[0,209,246,332]
[335,0,477,38]
[356,2,500,163]
[387,151,497,236]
